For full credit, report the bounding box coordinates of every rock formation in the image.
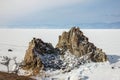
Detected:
[23,38,61,75]
[23,38,43,75]
[23,27,108,76]
[56,27,107,62]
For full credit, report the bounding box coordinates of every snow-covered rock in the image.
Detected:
[56,27,108,62]
[1,29,120,80]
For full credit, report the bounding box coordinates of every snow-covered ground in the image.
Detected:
[0,29,120,80]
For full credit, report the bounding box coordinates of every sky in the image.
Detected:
[0,0,120,28]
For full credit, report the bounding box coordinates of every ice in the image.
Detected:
[0,29,120,80]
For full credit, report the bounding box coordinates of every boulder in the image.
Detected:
[56,27,107,62]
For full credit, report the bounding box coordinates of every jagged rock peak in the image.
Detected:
[32,38,56,54]
[22,38,43,75]
[56,27,108,62]
[23,38,58,75]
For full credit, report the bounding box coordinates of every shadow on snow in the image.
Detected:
[107,54,120,64]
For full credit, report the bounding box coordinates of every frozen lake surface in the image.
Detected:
[0,29,120,80]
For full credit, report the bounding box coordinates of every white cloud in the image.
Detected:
[0,0,85,25]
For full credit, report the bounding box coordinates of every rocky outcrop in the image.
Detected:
[23,38,58,75]
[90,48,107,62]
[23,38,43,75]
[56,27,107,62]
[23,27,108,76]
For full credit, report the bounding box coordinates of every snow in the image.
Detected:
[0,29,120,80]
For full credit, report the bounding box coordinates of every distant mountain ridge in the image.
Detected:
[79,22,120,29]
[0,22,120,29]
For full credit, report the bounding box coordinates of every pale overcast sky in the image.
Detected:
[0,0,120,28]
